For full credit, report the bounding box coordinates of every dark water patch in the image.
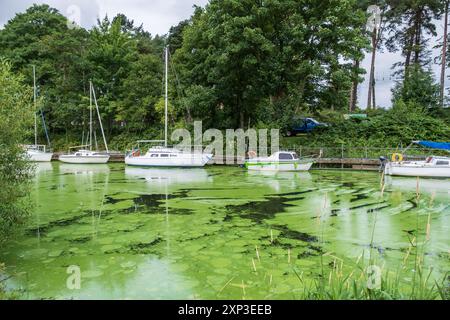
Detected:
[277,189,317,197]
[350,193,370,203]
[330,209,341,217]
[190,197,236,201]
[342,182,355,188]
[128,237,163,254]
[404,198,419,212]
[367,205,390,213]
[225,191,309,224]
[307,244,324,254]
[118,190,192,215]
[104,196,128,205]
[69,236,92,244]
[349,202,385,211]
[225,196,296,223]
[275,225,318,243]
[298,250,320,258]
[25,211,92,236]
[49,184,66,190]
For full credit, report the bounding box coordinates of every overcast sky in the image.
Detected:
[0,0,447,109]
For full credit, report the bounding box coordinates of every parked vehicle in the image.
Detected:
[285,118,328,136]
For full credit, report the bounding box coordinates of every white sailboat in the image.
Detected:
[59,82,110,164]
[383,141,450,178]
[245,151,315,172]
[125,47,213,168]
[25,66,53,162]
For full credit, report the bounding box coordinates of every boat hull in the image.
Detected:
[385,163,450,178]
[125,154,212,167]
[59,155,110,164]
[246,161,313,172]
[27,151,53,162]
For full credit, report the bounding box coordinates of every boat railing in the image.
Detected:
[24,144,50,153]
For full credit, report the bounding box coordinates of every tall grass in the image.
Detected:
[291,175,449,300]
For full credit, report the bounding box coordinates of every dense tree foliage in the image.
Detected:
[0,2,447,151]
[0,59,33,243]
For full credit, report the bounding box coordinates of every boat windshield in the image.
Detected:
[279,153,293,160]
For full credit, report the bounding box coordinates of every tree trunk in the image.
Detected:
[372,78,376,109]
[413,8,423,65]
[367,28,377,110]
[240,111,244,129]
[349,59,359,112]
[441,1,449,108]
[405,21,415,78]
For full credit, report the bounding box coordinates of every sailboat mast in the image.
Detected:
[89,81,93,151]
[164,46,168,147]
[33,65,37,146]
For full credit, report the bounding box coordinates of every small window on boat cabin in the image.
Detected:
[150,154,159,158]
[279,153,293,160]
[436,160,449,165]
[160,154,169,158]
[170,154,177,157]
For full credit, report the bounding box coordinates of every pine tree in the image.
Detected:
[385,0,443,77]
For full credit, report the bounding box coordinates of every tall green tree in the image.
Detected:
[0,59,34,242]
[392,65,440,110]
[385,0,443,76]
[175,0,368,129]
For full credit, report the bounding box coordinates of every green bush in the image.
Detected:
[282,103,450,148]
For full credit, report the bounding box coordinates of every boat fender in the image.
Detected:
[247,150,257,159]
[391,153,403,162]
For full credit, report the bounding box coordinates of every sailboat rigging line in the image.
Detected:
[89,81,93,151]
[91,82,109,153]
[165,47,169,147]
[168,51,191,120]
[40,110,51,148]
[33,65,37,146]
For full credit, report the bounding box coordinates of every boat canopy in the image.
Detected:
[415,141,450,151]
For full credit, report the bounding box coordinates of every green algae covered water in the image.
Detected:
[1,163,449,299]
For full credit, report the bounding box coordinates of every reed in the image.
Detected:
[290,174,447,300]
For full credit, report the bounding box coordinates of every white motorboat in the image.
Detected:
[25,66,53,162]
[125,47,212,168]
[245,151,314,172]
[383,141,450,178]
[384,156,450,178]
[59,82,110,164]
[126,146,212,167]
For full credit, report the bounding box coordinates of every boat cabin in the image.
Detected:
[269,151,299,161]
[145,147,181,158]
[425,157,450,166]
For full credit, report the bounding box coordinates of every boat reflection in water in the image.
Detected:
[385,175,450,196]
[246,170,313,192]
[58,163,110,175]
[124,167,212,186]
[33,162,54,175]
